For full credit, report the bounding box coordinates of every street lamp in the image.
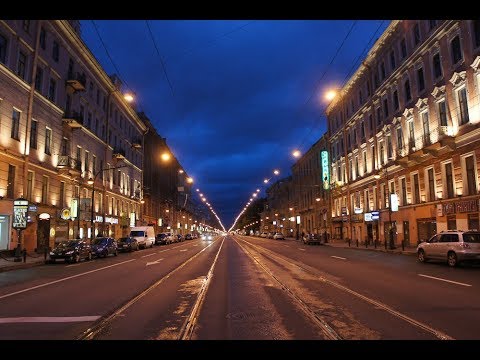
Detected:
[88,164,129,243]
[374,164,396,250]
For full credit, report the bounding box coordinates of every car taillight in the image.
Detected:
[460,242,470,249]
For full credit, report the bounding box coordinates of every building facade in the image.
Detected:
[0,20,145,252]
[261,176,294,236]
[327,20,480,246]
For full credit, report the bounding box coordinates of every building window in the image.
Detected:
[374,73,379,89]
[376,107,382,127]
[59,181,65,208]
[457,87,470,125]
[48,78,56,102]
[355,156,359,178]
[359,90,363,105]
[380,62,386,80]
[0,33,7,64]
[468,214,479,231]
[361,121,365,140]
[433,53,442,79]
[382,184,387,208]
[474,20,480,48]
[404,79,412,102]
[447,215,456,230]
[7,165,15,199]
[413,23,421,46]
[445,162,454,198]
[77,146,82,170]
[400,38,407,59]
[86,112,92,129]
[383,98,389,118]
[367,80,371,97]
[427,168,435,201]
[397,127,404,151]
[369,114,373,131]
[17,51,27,80]
[93,155,97,177]
[413,174,420,204]
[393,90,399,110]
[30,119,37,149]
[60,137,67,156]
[417,67,425,92]
[45,127,52,155]
[34,66,43,92]
[387,135,393,159]
[39,27,46,49]
[41,176,48,204]
[11,109,20,140]
[371,145,376,170]
[465,155,477,196]
[27,171,33,202]
[408,121,415,149]
[401,177,407,205]
[438,100,448,127]
[451,35,463,65]
[349,159,353,181]
[85,151,90,175]
[353,128,357,145]
[422,111,430,144]
[379,141,385,164]
[365,189,369,211]
[363,150,367,174]
[390,50,396,70]
[52,40,59,62]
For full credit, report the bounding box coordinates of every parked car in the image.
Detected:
[130,226,155,249]
[91,237,118,258]
[177,234,184,242]
[185,233,193,240]
[155,233,172,245]
[201,233,213,241]
[49,239,92,263]
[273,232,285,240]
[118,237,139,252]
[267,232,275,239]
[302,233,322,245]
[260,232,268,238]
[417,230,480,267]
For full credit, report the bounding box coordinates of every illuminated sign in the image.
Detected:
[158,218,163,226]
[364,213,373,222]
[130,212,136,227]
[61,208,71,220]
[71,198,78,218]
[39,213,50,220]
[354,207,363,214]
[273,221,277,225]
[13,198,28,229]
[105,216,118,224]
[371,211,379,220]
[390,194,399,212]
[95,215,103,222]
[321,150,330,190]
[296,216,301,224]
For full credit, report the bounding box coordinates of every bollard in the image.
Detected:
[356,239,359,247]
[22,248,27,263]
[348,238,351,247]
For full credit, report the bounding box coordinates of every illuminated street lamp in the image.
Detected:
[186,177,194,184]
[325,89,337,102]
[292,150,301,158]
[161,152,171,162]
[273,169,280,175]
[124,92,135,103]
[264,179,269,184]
[178,169,184,174]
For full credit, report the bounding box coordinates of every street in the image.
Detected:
[0,235,479,340]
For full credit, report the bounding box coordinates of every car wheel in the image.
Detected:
[417,249,426,263]
[114,249,118,256]
[447,251,458,267]
[74,253,80,263]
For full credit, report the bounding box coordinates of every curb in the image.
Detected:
[0,261,45,273]
[323,243,417,256]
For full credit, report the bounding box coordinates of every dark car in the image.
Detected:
[91,237,118,258]
[177,234,184,242]
[155,233,171,245]
[118,237,139,252]
[185,233,193,240]
[49,239,92,263]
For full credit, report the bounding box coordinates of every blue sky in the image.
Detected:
[80,20,389,228]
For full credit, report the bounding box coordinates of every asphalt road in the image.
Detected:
[0,234,479,340]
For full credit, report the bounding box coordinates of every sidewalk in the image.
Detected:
[0,251,47,273]
[286,237,417,256]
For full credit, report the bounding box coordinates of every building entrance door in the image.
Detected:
[37,218,50,252]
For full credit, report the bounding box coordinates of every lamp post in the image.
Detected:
[374,162,396,250]
[88,164,129,243]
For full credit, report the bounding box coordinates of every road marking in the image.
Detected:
[141,253,157,258]
[0,316,100,324]
[283,245,290,248]
[0,259,136,301]
[180,249,188,252]
[418,274,472,287]
[66,263,86,268]
[193,244,198,247]
[146,258,164,267]
[331,256,347,260]
[298,248,306,251]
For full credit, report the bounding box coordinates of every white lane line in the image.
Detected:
[146,258,164,267]
[0,259,136,301]
[0,316,101,324]
[418,274,472,287]
[331,256,347,260]
[141,253,157,258]
[180,249,188,252]
[66,263,85,268]
[298,248,306,251]
[193,244,198,247]
[284,245,290,248]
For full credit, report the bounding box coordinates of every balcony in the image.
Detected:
[62,111,84,129]
[66,72,86,92]
[131,138,142,149]
[57,155,82,175]
[113,148,126,160]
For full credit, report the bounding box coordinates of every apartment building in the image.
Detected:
[291,134,330,237]
[261,176,294,236]
[327,20,480,246]
[0,20,146,252]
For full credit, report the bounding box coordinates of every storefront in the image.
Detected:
[439,199,479,232]
[0,215,10,250]
[417,218,437,244]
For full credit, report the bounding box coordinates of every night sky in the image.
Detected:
[80,20,389,229]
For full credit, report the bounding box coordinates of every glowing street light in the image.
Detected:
[161,152,171,162]
[273,169,280,175]
[252,193,257,197]
[186,177,194,184]
[256,189,260,192]
[178,169,184,174]
[325,89,337,102]
[292,150,301,158]
[264,179,269,184]
[124,92,135,103]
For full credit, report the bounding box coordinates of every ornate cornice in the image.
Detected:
[403,107,414,118]
[471,56,480,72]
[431,85,446,99]
[449,71,467,87]
[415,97,429,110]
[392,116,402,125]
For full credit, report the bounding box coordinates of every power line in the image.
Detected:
[90,20,132,92]
[145,20,175,99]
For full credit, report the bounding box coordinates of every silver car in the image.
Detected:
[417,230,480,267]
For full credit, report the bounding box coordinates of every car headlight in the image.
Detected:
[65,250,74,255]
[208,236,212,240]
[49,252,55,255]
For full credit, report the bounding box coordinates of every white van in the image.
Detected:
[130,226,155,249]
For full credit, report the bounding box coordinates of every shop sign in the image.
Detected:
[158,218,163,226]
[443,200,478,215]
[296,216,301,224]
[354,207,363,214]
[351,214,363,222]
[321,151,330,190]
[390,194,399,212]
[28,204,38,212]
[71,198,78,218]
[364,213,373,222]
[130,212,136,227]
[341,207,347,216]
[105,216,118,224]
[371,211,379,220]
[95,215,103,222]
[436,204,443,217]
[39,213,50,220]
[61,208,71,220]
[13,198,28,229]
